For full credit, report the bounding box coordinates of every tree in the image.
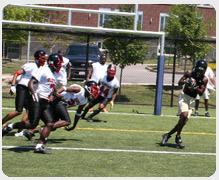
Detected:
[103,5,148,69]
[2,6,48,59]
[3,6,47,45]
[3,5,76,56]
[102,5,148,100]
[165,4,212,66]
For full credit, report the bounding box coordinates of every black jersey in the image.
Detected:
[183,70,205,98]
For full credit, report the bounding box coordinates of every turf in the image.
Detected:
[1,100,216,177]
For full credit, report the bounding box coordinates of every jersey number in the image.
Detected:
[68,98,80,106]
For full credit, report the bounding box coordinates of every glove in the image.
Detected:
[110,100,114,109]
[190,82,197,89]
[9,85,16,95]
[184,78,192,86]
[32,92,39,102]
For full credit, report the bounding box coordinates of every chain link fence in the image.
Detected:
[2,34,216,108]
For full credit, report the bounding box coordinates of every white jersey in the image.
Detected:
[60,84,88,108]
[205,67,215,90]
[18,63,39,87]
[99,75,120,99]
[54,56,70,87]
[32,66,57,101]
[90,62,107,83]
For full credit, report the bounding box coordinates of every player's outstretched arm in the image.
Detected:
[65,104,86,131]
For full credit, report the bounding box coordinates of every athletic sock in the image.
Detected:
[8,123,14,129]
[35,144,43,149]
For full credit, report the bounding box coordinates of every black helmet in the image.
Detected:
[85,81,99,98]
[47,53,63,73]
[34,50,47,66]
[195,59,207,76]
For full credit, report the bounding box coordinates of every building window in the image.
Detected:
[98,8,143,29]
[159,13,169,31]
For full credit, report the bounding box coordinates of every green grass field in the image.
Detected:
[1,98,216,177]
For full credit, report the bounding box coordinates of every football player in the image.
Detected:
[2,53,63,154]
[23,80,99,139]
[2,50,47,136]
[81,64,120,122]
[54,50,71,88]
[161,59,208,148]
[85,54,109,112]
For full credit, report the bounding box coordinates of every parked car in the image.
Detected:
[65,44,101,80]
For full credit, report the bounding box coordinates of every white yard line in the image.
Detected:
[2,146,216,156]
[2,107,216,119]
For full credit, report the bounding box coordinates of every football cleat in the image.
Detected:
[87,116,93,122]
[80,114,85,120]
[34,145,52,154]
[2,123,13,136]
[14,130,24,137]
[205,112,210,117]
[23,130,35,141]
[175,135,185,149]
[194,111,199,116]
[160,133,171,146]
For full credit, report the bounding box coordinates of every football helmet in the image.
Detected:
[107,64,116,77]
[34,50,47,66]
[85,80,99,98]
[195,59,207,76]
[47,53,63,73]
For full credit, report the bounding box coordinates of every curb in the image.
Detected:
[145,66,184,75]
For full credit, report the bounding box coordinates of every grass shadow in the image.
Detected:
[3,146,34,153]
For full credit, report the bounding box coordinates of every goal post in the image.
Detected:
[2,4,166,115]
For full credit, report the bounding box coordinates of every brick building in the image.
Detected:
[50,4,215,37]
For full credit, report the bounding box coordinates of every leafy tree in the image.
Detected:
[102,4,148,99]
[3,6,47,45]
[103,5,148,69]
[165,4,212,65]
[3,5,76,55]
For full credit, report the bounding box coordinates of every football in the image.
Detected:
[188,78,197,90]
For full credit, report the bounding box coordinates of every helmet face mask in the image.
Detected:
[107,64,116,79]
[34,50,47,66]
[85,81,99,99]
[195,59,207,77]
[196,67,205,76]
[47,53,63,73]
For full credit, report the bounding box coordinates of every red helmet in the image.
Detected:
[47,53,63,73]
[34,50,47,66]
[107,64,116,77]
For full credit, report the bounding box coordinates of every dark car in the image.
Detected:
[65,44,101,80]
